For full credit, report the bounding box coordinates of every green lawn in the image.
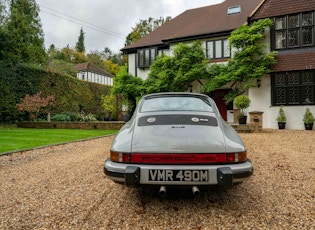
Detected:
[0,128,117,154]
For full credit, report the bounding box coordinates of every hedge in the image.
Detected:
[0,61,112,123]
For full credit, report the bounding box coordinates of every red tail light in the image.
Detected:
[110,151,247,164]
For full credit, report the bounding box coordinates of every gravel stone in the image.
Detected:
[0,130,314,229]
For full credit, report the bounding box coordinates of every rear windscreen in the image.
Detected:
[140,96,213,113]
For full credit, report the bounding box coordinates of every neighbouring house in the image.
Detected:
[121,0,315,130]
[75,62,114,86]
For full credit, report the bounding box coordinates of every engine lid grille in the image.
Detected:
[138,115,218,127]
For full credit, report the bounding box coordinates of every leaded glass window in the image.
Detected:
[288,72,299,85]
[302,86,314,103]
[272,71,315,105]
[275,16,286,29]
[302,13,313,26]
[273,11,315,50]
[288,15,299,48]
[276,31,286,49]
[288,15,299,28]
[275,87,286,105]
[288,86,300,104]
[302,12,314,46]
[275,72,286,85]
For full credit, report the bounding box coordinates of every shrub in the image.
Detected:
[234,95,251,117]
[80,112,97,122]
[303,107,315,124]
[276,105,286,122]
[63,111,82,121]
[51,114,71,122]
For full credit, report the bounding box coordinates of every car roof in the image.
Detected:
[143,92,210,99]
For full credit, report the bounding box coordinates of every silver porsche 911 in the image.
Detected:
[104,92,253,196]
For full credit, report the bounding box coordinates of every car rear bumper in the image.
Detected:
[104,159,253,188]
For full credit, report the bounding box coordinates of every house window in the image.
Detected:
[138,48,157,67]
[271,71,315,105]
[273,12,314,50]
[206,39,230,59]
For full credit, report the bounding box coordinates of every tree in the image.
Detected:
[4,0,47,64]
[0,28,11,61]
[87,50,104,67]
[16,91,55,121]
[144,41,209,93]
[202,18,277,102]
[104,59,120,75]
[113,66,144,115]
[75,27,85,53]
[0,0,8,26]
[101,94,116,118]
[102,47,112,59]
[125,16,171,46]
[102,47,124,66]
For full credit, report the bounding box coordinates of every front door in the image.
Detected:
[211,89,231,121]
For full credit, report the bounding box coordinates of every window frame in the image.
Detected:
[137,48,157,68]
[272,11,315,50]
[206,38,231,60]
[271,71,315,106]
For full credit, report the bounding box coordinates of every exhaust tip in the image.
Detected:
[191,186,200,197]
[159,186,167,197]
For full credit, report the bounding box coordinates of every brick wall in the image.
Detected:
[17,122,125,130]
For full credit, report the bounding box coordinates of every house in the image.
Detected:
[121,0,315,130]
[249,0,315,129]
[75,62,114,86]
[122,0,263,123]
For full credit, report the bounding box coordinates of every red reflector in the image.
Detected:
[122,153,131,162]
[226,153,235,163]
[130,153,227,164]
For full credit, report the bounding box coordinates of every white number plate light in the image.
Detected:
[149,170,208,182]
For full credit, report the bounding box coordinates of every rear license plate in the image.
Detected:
[149,169,208,182]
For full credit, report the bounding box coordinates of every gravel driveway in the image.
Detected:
[0,130,314,229]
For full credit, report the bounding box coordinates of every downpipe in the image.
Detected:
[191,186,200,197]
[159,186,167,198]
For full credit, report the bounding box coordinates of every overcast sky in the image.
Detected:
[36,0,224,53]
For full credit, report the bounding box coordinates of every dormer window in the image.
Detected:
[227,6,241,15]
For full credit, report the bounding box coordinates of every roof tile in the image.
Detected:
[251,0,315,19]
[75,62,113,77]
[122,0,263,51]
[272,50,315,72]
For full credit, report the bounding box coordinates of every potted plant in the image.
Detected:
[303,107,314,130]
[234,95,251,124]
[121,98,133,122]
[101,94,116,121]
[276,105,286,129]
